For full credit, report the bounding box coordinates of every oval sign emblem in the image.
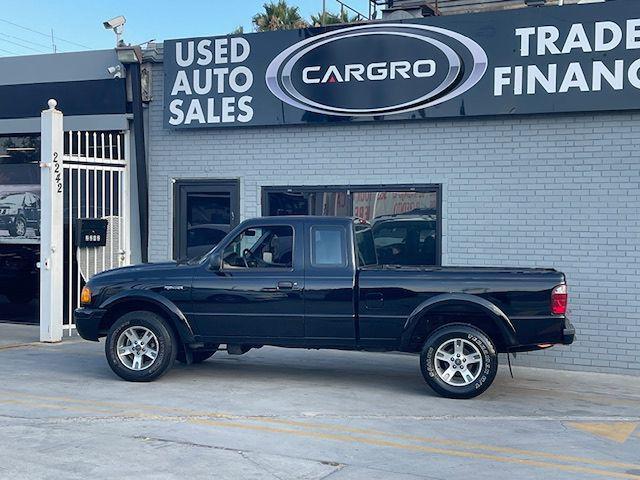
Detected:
[266,23,487,117]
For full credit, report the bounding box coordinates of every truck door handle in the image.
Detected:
[277,281,299,290]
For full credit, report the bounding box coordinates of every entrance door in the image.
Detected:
[173,180,239,260]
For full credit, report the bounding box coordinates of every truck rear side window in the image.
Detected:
[355,225,378,267]
[311,227,346,267]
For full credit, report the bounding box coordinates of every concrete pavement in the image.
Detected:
[0,323,639,479]
[0,321,39,347]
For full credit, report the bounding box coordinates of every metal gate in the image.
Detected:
[62,130,130,335]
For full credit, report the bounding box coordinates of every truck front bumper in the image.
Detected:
[74,307,107,341]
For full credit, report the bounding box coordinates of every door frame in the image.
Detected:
[172,178,240,260]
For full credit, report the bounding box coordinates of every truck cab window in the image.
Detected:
[311,226,346,266]
[222,225,293,269]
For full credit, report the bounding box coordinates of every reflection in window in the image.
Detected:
[266,191,349,216]
[312,227,346,266]
[223,225,293,269]
[355,224,377,267]
[185,192,232,259]
[0,136,41,243]
[264,187,439,266]
[353,191,436,221]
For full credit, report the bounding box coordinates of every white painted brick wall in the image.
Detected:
[147,65,640,375]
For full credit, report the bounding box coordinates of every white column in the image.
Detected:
[39,99,64,343]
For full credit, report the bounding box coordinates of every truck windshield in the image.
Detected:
[355,224,378,267]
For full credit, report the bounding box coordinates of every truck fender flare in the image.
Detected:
[99,290,196,344]
[400,293,517,349]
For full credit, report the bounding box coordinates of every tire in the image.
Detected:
[420,323,498,399]
[176,346,219,364]
[9,217,26,237]
[105,311,177,382]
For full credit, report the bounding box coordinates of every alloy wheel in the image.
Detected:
[434,337,483,386]
[116,326,159,371]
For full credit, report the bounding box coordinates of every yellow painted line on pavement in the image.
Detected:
[566,422,639,444]
[190,417,640,480]
[0,339,85,351]
[0,397,126,416]
[2,389,640,475]
[0,390,222,418]
[257,416,640,471]
[0,342,41,351]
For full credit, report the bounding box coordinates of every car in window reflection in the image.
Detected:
[372,211,437,266]
[186,224,229,259]
[0,191,40,237]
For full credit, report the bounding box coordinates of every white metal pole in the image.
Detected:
[123,131,131,265]
[39,99,64,343]
[322,0,326,25]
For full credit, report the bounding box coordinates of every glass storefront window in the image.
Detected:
[0,135,41,244]
[263,185,440,266]
[266,190,349,216]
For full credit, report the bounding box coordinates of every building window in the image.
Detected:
[262,185,441,266]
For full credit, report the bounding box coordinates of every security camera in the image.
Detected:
[107,65,122,78]
[103,15,126,47]
[103,15,126,30]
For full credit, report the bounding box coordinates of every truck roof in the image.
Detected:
[248,216,365,226]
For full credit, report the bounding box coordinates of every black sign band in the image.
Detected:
[164,0,640,129]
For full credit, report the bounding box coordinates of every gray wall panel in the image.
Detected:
[0,50,121,86]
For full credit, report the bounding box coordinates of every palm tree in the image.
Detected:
[310,9,361,27]
[252,1,308,32]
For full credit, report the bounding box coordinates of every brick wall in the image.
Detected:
[147,65,640,375]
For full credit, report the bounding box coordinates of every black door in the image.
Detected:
[189,222,305,340]
[303,221,356,347]
[173,180,239,260]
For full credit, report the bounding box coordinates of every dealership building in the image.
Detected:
[0,0,638,374]
[137,0,639,374]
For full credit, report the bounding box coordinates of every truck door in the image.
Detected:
[303,221,356,347]
[189,222,305,339]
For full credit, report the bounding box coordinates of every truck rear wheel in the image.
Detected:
[105,311,177,382]
[420,323,498,399]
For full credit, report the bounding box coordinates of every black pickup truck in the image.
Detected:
[75,216,575,399]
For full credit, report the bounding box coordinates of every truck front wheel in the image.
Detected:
[420,323,498,399]
[105,311,177,382]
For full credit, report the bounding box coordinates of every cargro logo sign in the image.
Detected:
[265,23,488,116]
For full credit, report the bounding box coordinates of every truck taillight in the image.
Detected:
[551,284,568,315]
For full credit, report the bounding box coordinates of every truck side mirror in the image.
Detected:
[208,251,221,271]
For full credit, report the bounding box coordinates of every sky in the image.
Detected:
[0,0,372,56]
